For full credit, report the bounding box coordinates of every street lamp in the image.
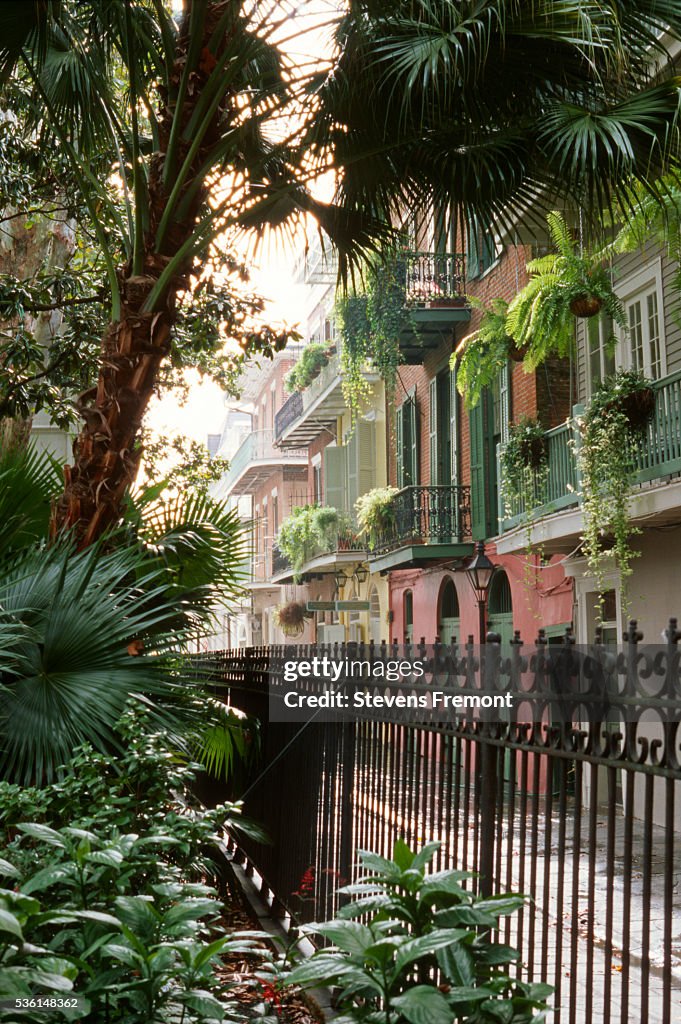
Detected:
[354,565,368,585]
[465,541,495,643]
[334,570,348,591]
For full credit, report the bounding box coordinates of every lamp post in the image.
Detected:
[463,540,497,898]
[465,541,495,643]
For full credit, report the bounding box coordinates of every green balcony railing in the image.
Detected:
[497,369,681,534]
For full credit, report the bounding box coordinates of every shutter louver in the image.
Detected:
[323,446,347,512]
[429,379,438,485]
[409,395,419,485]
[396,405,404,489]
[470,402,486,539]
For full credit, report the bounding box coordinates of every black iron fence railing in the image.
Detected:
[200,622,681,1024]
[372,484,471,554]
[403,250,466,305]
[274,391,303,441]
[271,543,290,577]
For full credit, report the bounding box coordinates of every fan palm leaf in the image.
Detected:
[0,541,199,784]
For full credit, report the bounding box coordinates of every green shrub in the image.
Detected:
[0,710,270,1022]
[284,343,331,393]
[285,841,552,1023]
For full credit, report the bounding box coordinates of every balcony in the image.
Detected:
[271,523,367,583]
[220,429,307,496]
[496,369,681,553]
[367,485,474,573]
[398,251,470,364]
[275,351,380,448]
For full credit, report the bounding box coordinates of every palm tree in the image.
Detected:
[4,1,681,550]
[0,443,249,783]
[0,0,369,547]
[308,0,681,244]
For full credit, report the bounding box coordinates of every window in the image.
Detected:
[312,455,322,504]
[397,392,419,487]
[588,316,616,389]
[627,289,662,379]
[466,217,499,280]
[404,590,414,644]
[271,490,278,534]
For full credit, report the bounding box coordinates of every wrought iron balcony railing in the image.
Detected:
[371,485,471,555]
[403,250,466,306]
[497,369,681,532]
[274,392,303,440]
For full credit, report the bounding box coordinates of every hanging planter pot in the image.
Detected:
[518,434,548,469]
[508,341,529,363]
[569,295,603,318]
[609,386,656,431]
[273,600,312,637]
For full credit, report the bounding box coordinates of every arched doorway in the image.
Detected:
[404,590,414,644]
[369,586,382,644]
[437,577,460,645]
[487,570,513,645]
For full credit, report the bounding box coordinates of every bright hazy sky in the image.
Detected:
[148,1,339,444]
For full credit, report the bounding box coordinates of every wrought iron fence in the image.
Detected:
[402,250,467,305]
[202,623,681,1024]
[371,484,471,554]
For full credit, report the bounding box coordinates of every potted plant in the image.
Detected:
[505,211,627,368]
[277,505,345,580]
[355,486,399,549]
[284,343,331,394]
[273,600,312,637]
[452,297,525,409]
[578,369,656,615]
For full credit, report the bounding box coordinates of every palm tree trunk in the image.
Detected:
[51,1,229,546]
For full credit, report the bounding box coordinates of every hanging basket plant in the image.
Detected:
[505,211,627,368]
[500,417,548,516]
[577,369,656,616]
[277,504,346,581]
[273,600,312,637]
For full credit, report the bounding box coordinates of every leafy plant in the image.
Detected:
[0,711,270,1022]
[284,344,332,393]
[453,297,516,409]
[277,505,348,580]
[273,601,313,638]
[355,487,399,550]
[337,249,410,422]
[577,369,655,616]
[506,212,626,368]
[500,418,548,519]
[285,841,552,1023]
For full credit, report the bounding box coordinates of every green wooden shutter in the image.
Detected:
[409,395,419,485]
[357,419,376,499]
[346,429,359,513]
[499,362,510,444]
[449,365,459,486]
[396,405,404,488]
[429,378,438,485]
[470,401,487,539]
[323,446,347,511]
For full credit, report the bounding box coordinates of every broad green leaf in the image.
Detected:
[391,985,453,1024]
[392,838,415,871]
[17,823,67,848]
[393,929,465,977]
[0,907,23,940]
[313,920,374,955]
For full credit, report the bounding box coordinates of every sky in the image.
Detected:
[147,1,339,445]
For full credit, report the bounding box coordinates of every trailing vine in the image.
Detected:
[577,370,655,618]
[355,486,399,550]
[277,504,348,581]
[500,417,549,600]
[336,248,412,423]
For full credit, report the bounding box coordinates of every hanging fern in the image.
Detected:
[506,211,626,369]
[453,297,515,409]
